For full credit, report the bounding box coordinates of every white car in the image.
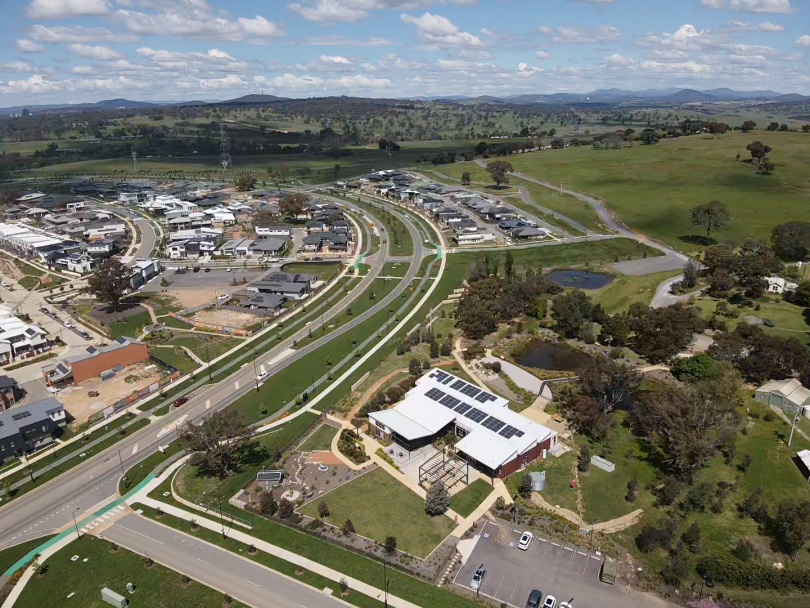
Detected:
[517,531,533,551]
[217,294,229,301]
[1,281,8,288]
[543,596,557,608]
[63,321,73,328]
[559,603,572,608]
[470,565,485,591]
[256,371,268,382]
[226,267,232,272]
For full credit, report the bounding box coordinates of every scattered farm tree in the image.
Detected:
[746,141,772,161]
[681,259,701,289]
[425,480,450,515]
[772,222,810,262]
[318,501,330,518]
[690,201,730,241]
[773,499,810,557]
[485,160,514,188]
[86,258,132,310]
[561,395,612,441]
[741,120,756,133]
[551,290,603,339]
[598,313,630,347]
[180,410,253,478]
[461,171,471,186]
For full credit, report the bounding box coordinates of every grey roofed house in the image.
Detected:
[499,219,531,230]
[303,231,348,248]
[245,293,286,311]
[250,281,309,297]
[250,236,289,255]
[511,227,546,239]
[0,397,66,460]
[263,271,315,285]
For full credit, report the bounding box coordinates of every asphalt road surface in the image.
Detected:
[102,513,350,608]
[0,194,425,552]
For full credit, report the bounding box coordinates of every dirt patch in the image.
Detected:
[307,451,343,465]
[0,259,23,280]
[191,308,263,329]
[56,361,164,422]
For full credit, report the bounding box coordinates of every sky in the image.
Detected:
[0,0,809,106]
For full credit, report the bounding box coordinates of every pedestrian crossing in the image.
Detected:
[79,504,128,535]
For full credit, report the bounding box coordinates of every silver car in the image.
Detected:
[470,565,485,590]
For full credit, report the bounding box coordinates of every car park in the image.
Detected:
[518,531,534,551]
[543,596,557,608]
[526,590,543,608]
[470,565,485,590]
[257,371,268,382]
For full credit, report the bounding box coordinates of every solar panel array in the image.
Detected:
[481,416,506,433]
[454,403,472,415]
[464,407,488,423]
[430,370,449,383]
[425,388,446,401]
[498,425,525,439]
[460,384,481,398]
[450,379,467,391]
[440,395,461,409]
[474,391,499,404]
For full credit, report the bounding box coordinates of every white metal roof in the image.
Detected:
[370,409,434,441]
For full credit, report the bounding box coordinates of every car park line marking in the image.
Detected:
[505,580,519,606]
[493,575,505,596]
[583,557,590,574]
[541,540,551,559]
[568,547,577,569]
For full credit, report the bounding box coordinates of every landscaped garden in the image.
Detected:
[299,468,455,558]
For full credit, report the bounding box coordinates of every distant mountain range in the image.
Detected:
[419,88,805,104]
[0,88,806,116]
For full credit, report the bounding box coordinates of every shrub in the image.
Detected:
[385,536,397,552]
[342,519,355,535]
[518,472,533,499]
[318,501,330,518]
[577,444,590,473]
[425,480,450,515]
[278,498,294,520]
[763,412,775,422]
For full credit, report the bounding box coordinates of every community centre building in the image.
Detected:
[368,369,557,478]
[42,336,148,386]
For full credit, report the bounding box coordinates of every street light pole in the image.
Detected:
[205,341,212,380]
[788,407,802,447]
[117,449,126,485]
[72,507,82,538]
[252,348,259,391]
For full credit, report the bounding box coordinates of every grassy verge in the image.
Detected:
[108,309,152,339]
[588,270,683,314]
[350,200,414,257]
[449,479,495,518]
[118,441,185,495]
[134,504,385,608]
[159,315,195,329]
[150,346,200,374]
[13,537,249,608]
[0,537,52,576]
[282,261,343,281]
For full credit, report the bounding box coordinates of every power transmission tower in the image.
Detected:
[220,122,232,170]
[131,150,138,172]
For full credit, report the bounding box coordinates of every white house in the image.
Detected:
[766,276,798,294]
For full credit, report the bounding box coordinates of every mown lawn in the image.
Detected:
[0,537,52,576]
[449,479,495,517]
[299,468,455,558]
[692,295,810,343]
[297,423,338,452]
[588,270,683,314]
[108,309,151,338]
[508,132,810,251]
[14,537,249,608]
[507,450,579,514]
[282,261,343,281]
[150,346,199,373]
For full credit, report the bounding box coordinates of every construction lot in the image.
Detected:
[54,361,163,422]
[140,267,265,309]
[455,521,632,608]
[191,307,264,329]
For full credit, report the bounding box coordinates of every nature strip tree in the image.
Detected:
[690,200,730,242]
[180,410,253,479]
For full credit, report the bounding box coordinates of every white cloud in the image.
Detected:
[197,74,247,90]
[637,59,713,73]
[72,66,94,74]
[113,1,284,42]
[27,0,111,19]
[535,50,551,59]
[646,49,690,62]
[604,53,634,66]
[699,0,724,7]
[551,25,621,44]
[16,39,45,53]
[134,47,248,73]
[271,73,326,90]
[638,24,728,51]
[29,24,136,43]
[67,44,124,61]
[729,0,796,13]
[0,62,36,73]
[296,55,357,72]
[400,12,486,53]
[0,74,64,95]
[537,26,552,34]
[797,35,810,47]
[728,43,778,55]
[288,0,369,24]
[305,35,395,46]
[726,19,785,31]
[517,63,543,75]
[334,74,391,88]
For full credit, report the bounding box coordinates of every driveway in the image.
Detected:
[455,521,662,608]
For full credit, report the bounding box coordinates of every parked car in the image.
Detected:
[63,321,73,328]
[204,267,211,273]
[543,596,557,608]
[526,590,543,608]
[256,371,269,382]
[470,565,485,591]
[193,267,200,273]
[517,531,533,551]
[226,267,232,272]
[1,281,8,288]
[81,332,91,340]
[173,397,189,408]
[217,294,229,301]
[559,603,572,608]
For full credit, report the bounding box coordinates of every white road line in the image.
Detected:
[131,443,139,456]
[198,559,210,565]
[205,399,211,409]
[234,381,240,390]
[113,523,165,545]
[245,580,260,587]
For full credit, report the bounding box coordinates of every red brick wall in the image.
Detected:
[71,343,149,383]
[497,435,555,478]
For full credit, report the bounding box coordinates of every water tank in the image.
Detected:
[530,470,546,492]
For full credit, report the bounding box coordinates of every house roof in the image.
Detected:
[246,293,285,309]
[65,336,144,365]
[0,397,64,440]
[758,378,810,406]
[0,375,17,389]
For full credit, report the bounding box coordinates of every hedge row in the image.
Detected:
[698,554,810,591]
